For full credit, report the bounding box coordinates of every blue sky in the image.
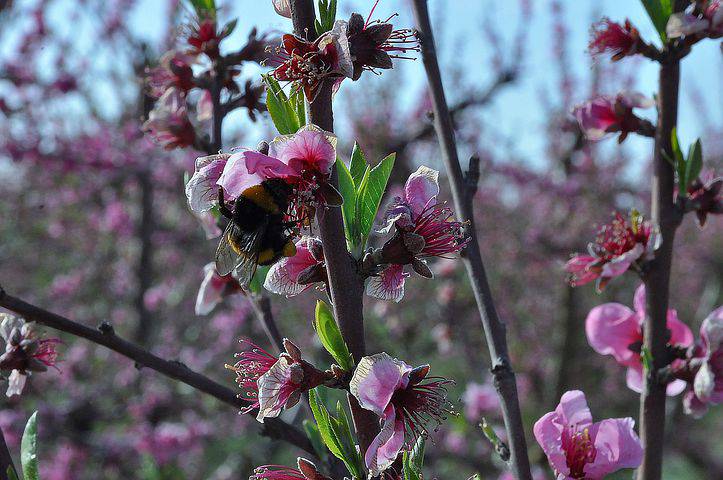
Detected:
[3,0,721,171]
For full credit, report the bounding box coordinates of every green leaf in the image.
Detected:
[314,301,354,371]
[356,153,396,243]
[263,75,300,135]
[6,467,19,480]
[640,0,672,41]
[302,420,328,461]
[291,88,306,126]
[188,0,216,17]
[641,346,654,374]
[308,390,344,460]
[315,0,338,35]
[685,139,703,189]
[247,265,270,294]
[671,128,686,188]
[349,143,367,187]
[403,435,425,480]
[336,159,360,249]
[21,412,39,480]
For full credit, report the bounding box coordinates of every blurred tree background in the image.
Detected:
[0,0,720,479]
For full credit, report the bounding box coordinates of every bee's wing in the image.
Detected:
[215,222,264,287]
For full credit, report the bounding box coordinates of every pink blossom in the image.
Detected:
[667,1,723,39]
[195,263,240,315]
[585,284,693,395]
[145,50,196,98]
[367,166,467,302]
[264,236,325,296]
[186,154,230,212]
[349,353,451,475]
[588,18,640,61]
[462,381,500,421]
[684,306,723,417]
[0,314,61,397]
[685,173,722,227]
[270,25,353,101]
[566,211,657,291]
[142,88,196,150]
[272,0,292,18]
[533,390,643,479]
[572,92,653,142]
[226,340,279,414]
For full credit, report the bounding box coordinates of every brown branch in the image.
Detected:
[637,54,682,480]
[0,287,315,457]
[411,1,532,479]
[290,0,380,461]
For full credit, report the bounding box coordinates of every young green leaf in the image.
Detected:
[356,153,396,243]
[685,139,703,189]
[402,435,426,480]
[188,0,216,17]
[263,75,300,135]
[336,159,360,249]
[315,0,338,35]
[6,467,19,480]
[640,0,672,41]
[314,300,354,371]
[247,265,270,294]
[349,143,367,186]
[671,127,686,188]
[308,389,344,460]
[302,419,328,462]
[21,412,39,480]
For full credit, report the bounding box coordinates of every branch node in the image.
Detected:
[98,322,115,335]
[465,155,481,200]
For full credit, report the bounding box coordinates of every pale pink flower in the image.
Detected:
[349,353,451,475]
[462,381,500,421]
[142,88,196,150]
[145,50,196,98]
[667,1,723,39]
[684,306,723,417]
[186,154,230,213]
[272,0,292,18]
[534,390,643,479]
[572,92,653,142]
[0,314,61,397]
[195,263,240,315]
[264,236,325,296]
[588,18,640,61]
[566,211,657,291]
[585,284,693,395]
[367,166,467,302]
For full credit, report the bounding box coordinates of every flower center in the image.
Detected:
[562,426,596,478]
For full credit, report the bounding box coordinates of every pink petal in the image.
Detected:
[600,243,644,279]
[195,263,225,316]
[617,92,655,109]
[585,303,640,367]
[6,370,27,397]
[349,353,412,416]
[572,97,617,141]
[244,150,296,179]
[216,151,266,199]
[666,13,710,38]
[404,166,439,218]
[186,154,229,212]
[626,365,644,394]
[272,0,292,18]
[264,237,322,296]
[667,309,694,348]
[633,283,646,317]
[256,356,299,422]
[556,390,593,429]
[564,255,600,286]
[585,417,642,478]
[364,405,406,476]
[683,390,709,418]
[533,412,568,477]
[269,125,336,177]
[365,264,409,302]
[700,306,723,352]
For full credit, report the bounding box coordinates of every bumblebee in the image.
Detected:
[215,179,297,287]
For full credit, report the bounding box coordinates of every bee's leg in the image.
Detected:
[218,187,233,219]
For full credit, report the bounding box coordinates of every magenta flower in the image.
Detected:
[186,153,230,213]
[145,50,196,98]
[534,390,643,479]
[462,381,499,421]
[566,211,657,291]
[585,284,694,395]
[588,18,640,61]
[0,314,61,397]
[218,125,338,219]
[367,166,468,302]
[227,339,330,422]
[572,92,654,142]
[684,306,723,417]
[345,1,420,80]
[195,263,240,315]
[142,88,196,150]
[264,236,326,296]
[349,353,451,475]
[270,24,353,101]
[667,1,723,39]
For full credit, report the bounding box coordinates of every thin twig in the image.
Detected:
[411,1,532,478]
[0,288,315,457]
[290,0,380,459]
